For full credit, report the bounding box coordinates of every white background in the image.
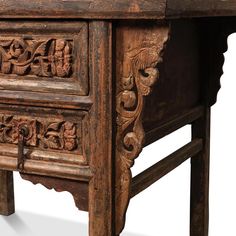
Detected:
[1,34,236,236]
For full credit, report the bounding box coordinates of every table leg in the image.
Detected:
[88,21,115,236]
[0,170,15,216]
[190,107,210,236]
[115,21,170,235]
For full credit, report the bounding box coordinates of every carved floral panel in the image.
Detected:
[0,115,82,153]
[0,37,73,78]
[0,22,88,101]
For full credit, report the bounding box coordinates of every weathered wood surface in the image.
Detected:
[115,21,170,235]
[166,0,236,18]
[145,106,204,146]
[143,20,201,133]
[1,0,236,19]
[20,173,89,211]
[0,155,92,181]
[0,4,234,236]
[88,21,115,236]
[190,108,210,236]
[0,0,166,19]
[0,170,15,216]
[0,21,90,109]
[0,103,92,181]
[131,139,203,198]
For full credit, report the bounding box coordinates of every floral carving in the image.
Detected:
[115,25,170,234]
[0,116,37,146]
[39,121,77,151]
[0,37,72,78]
[0,115,80,152]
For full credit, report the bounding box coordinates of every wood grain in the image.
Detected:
[0,170,15,216]
[145,106,204,146]
[0,156,92,181]
[115,21,170,235]
[88,21,114,236]
[143,20,201,133]
[0,0,166,19]
[166,0,236,18]
[0,5,234,235]
[0,21,89,109]
[3,0,236,19]
[131,139,203,198]
[190,108,210,236]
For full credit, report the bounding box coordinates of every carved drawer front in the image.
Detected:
[0,105,89,174]
[0,21,88,109]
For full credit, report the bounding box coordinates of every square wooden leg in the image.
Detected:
[0,170,15,216]
[88,20,115,236]
[190,108,210,236]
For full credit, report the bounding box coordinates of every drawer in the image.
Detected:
[0,105,90,179]
[0,21,89,109]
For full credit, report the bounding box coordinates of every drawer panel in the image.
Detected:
[0,105,89,166]
[0,21,89,108]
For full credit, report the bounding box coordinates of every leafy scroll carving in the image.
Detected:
[0,115,80,152]
[39,121,78,151]
[0,37,72,78]
[115,24,170,234]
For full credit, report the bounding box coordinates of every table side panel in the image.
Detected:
[143,19,202,135]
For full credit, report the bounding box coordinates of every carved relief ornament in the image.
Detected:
[116,25,170,234]
[0,115,80,152]
[0,37,72,78]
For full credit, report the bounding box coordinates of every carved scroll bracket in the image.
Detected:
[115,23,170,234]
[198,18,236,106]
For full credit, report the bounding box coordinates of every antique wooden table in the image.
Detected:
[0,1,235,235]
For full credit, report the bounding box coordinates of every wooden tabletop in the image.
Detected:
[0,0,235,19]
[167,0,236,18]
